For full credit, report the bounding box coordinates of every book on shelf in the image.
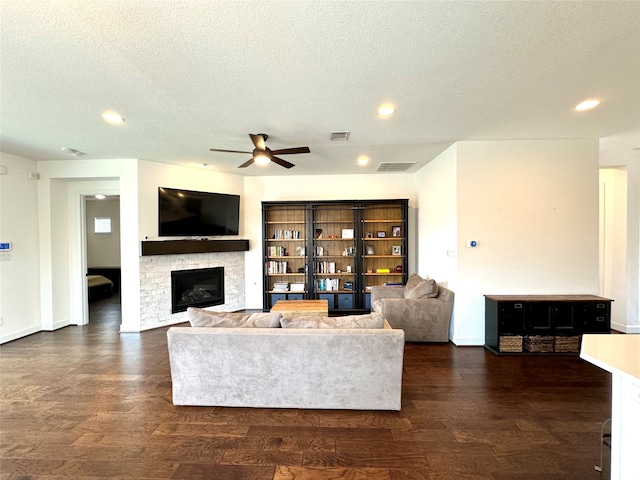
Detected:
[315,278,339,292]
[268,246,287,257]
[266,261,288,274]
[273,229,300,239]
[376,268,390,273]
[289,283,305,292]
[273,281,289,291]
[315,261,336,273]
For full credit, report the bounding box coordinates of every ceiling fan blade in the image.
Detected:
[249,133,266,150]
[210,148,252,154]
[238,158,255,168]
[270,156,295,169]
[270,146,311,155]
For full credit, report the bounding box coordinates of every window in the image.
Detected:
[94,217,112,234]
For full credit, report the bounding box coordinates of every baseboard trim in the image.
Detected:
[611,321,640,334]
[0,325,42,345]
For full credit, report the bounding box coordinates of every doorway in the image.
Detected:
[84,195,122,322]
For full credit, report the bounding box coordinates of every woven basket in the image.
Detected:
[499,335,523,352]
[524,335,554,353]
[554,336,581,353]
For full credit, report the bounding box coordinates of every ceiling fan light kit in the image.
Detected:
[210,133,310,169]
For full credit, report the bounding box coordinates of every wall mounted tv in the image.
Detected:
[158,187,240,237]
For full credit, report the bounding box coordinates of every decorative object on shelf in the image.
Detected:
[341,228,354,239]
[290,283,305,292]
[377,231,386,238]
[376,268,390,273]
[367,267,373,273]
[366,245,375,255]
[346,265,352,273]
[342,246,354,256]
[295,246,305,256]
[273,281,289,291]
[395,265,402,273]
[365,232,373,238]
[297,267,306,273]
[315,228,323,239]
[392,245,401,255]
[343,281,353,290]
[315,246,324,256]
[392,226,401,237]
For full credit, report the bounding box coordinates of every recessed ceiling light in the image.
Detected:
[102,111,125,123]
[575,99,600,111]
[94,194,107,200]
[357,155,370,165]
[377,105,396,117]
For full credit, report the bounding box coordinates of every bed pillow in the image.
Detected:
[187,308,282,328]
[404,274,438,299]
[280,312,385,329]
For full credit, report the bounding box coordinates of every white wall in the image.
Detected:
[137,160,245,240]
[243,174,418,309]
[85,198,121,267]
[36,159,138,332]
[600,168,628,331]
[414,143,458,282]
[600,140,640,333]
[417,139,600,345]
[0,153,42,343]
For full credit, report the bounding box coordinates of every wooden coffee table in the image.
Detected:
[270,299,329,318]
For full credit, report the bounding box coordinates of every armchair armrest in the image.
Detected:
[370,286,405,303]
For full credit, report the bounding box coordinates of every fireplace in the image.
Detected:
[171,267,224,313]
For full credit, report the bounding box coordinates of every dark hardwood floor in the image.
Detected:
[1,295,612,479]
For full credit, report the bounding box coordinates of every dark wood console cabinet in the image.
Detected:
[485,295,612,355]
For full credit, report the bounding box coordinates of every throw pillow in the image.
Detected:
[280,312,384,329]
[404,273,438,299]
[187,308,281,328]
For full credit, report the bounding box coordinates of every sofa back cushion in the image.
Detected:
[187,308,282,328]
[280,312,385,329]
[404,273,438,299]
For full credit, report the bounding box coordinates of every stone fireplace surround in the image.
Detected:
[139,251,245,330]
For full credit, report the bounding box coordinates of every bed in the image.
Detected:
[87,274,113,301]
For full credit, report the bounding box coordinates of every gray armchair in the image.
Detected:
[371,277,454,342]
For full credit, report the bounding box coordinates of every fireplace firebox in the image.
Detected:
[171,267,224,313]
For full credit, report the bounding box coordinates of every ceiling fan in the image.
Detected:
[210,133,310,169]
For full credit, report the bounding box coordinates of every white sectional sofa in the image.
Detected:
[167,310,405,410]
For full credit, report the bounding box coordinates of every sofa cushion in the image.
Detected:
[404,274,438,299]
[187,308,282,328]
[280,312,385,329]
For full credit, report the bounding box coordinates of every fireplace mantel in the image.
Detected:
[141,239,249,256]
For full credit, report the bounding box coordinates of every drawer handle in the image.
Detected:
[597,303,606,309]
[514,304,523,309]
[596,317,605,322]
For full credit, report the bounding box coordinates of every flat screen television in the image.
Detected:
[158,187,240,237]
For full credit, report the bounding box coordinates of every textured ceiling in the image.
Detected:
[1,0,638,176]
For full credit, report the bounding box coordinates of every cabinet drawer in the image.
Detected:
[318,294,335,309]
[498,302,525,334]
[576,302,611,333]
[337,294,353,309]
[270,293,287,307]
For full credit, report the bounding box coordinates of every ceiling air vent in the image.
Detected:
[376,162,416,172]
[330,131,350,141]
